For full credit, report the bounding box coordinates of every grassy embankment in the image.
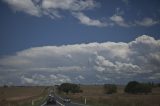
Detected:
[0,86,50,106]
[59,85,160,106]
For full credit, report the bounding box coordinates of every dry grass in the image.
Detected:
[66,85,160,106]
[0,86,49,106]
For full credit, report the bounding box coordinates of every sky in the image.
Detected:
[0,0,160,85]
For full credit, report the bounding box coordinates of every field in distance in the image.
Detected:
[1,85,160,106]
[0,86,49,106]
[63,85,160,106]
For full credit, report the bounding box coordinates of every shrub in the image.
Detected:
[104,84,117,94]
[125,81,152,94]
[58,83,82,94]
[3,85,8,88]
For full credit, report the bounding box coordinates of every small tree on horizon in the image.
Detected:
[58,83,82,94]
[125,81,152,94]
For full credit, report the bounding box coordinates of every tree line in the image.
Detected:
[56,81,159,95]
[104,81,155,94]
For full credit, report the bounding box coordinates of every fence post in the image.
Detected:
[85,97,86,104]
[32,100,34,106]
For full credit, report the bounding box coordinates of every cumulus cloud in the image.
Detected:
[21,74,71,85]
[0,35,160,85]
[42,0,97,11]
[3,0,107,27]
[94,54,141,76]
[149,73,160,80]
[3,0,98,19]
[21,76,34,84]
[75,75,85,83]
[110,10,159,27]
[3,0,41,16]
[135,18,159,27]
[110,14,131,27]
[110,14,159,27]
[72,12,107,27]
[3,0,159,27]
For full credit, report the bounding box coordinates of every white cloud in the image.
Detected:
[42,0,97,11]
[94,66,105,72]
[56,74,71,83]
[21,74,71,85]
[3,0,159,27]
[31,66,82,72]
[0,35,160,85]
[3,0,98,19]
[149,73,160,80]
[3,0,105,27]
[21,76,34,84]
[3,0,41,16]
[110,8,159,28]
[66,54,72,59]
[96,74,110,81]
[75,75,85,82]
[95,55,115,67]
[135,18,159,27]
[110,14,159,27]
[73,12,107,27]
[94,54,141,75]
[110,15,130,27]
[78,75,85,80]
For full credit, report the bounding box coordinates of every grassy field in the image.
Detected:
[1,85,160,106]
[62,85,160,106]
[0,86,49,106]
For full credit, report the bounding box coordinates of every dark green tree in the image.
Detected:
[125,81,152,94]
[125,81,140,94]
[58,83,82,94]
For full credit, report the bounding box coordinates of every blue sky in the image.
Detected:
[0,0,160,85]
[0,0,160,55]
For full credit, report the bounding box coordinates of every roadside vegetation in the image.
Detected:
[125,81,152,94]
[0,86,49,106]
[58,83,83,94]
[56,81,160,106]
[1,81,160,106]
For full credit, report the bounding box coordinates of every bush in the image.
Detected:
[3,85,8,88]
[125,81,152,94]
[104,84,117,94]
[58,83,82,94]
[124,81,139,94]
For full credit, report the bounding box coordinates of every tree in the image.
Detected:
[125,81,139,94]
[137,83,152,94]
[70,84,81,93]
[58,83,82,94]
[3,85,8,88]
[125,81,152,94]
[104,84,117,94]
